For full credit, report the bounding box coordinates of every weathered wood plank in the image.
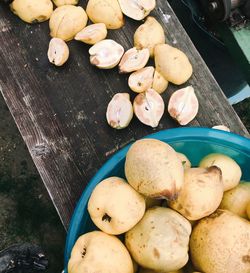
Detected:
[0,1,248,229]
[0,19,86,229]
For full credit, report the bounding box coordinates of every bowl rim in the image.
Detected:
[64,127,250,269]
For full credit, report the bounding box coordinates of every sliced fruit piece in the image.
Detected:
[119,48,150,73]
[75,23,107,45]
[106,93,133,129]
[89,39,124,69]
[128,66,154,93]
[47,38,69,66]
[133,88,164,128]
[168,86,199,125]
[118,0,156,20]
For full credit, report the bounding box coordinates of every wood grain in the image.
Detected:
[0,1,248,229]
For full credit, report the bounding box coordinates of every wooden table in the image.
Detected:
[0,1,248,230]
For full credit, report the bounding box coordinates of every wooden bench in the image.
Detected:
[0,1,248,230]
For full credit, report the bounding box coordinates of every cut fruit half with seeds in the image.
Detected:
[128,66,154,93]
[133,88,164,128]
[89,39,124,69]
[118,0,156,20]
[106,93,133,129]
[75,23,107,45]
[47,37,69,66]
[119,47,150,73]
[168,86,199,125]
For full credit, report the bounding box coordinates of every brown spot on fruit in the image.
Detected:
[153,248,160,258]
[207,166,222,177]
[150,184,177,200]
[177,204,183,210]
[209,209,224,219]
[81,247,87,258]
[242,255,250,263]
[184,208,191,217]
[102,213,112,222]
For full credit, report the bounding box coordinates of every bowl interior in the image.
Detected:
[64,127,250,270]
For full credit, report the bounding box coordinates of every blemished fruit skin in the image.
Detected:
[86,0,124,29]
[11,0,53,23]
[87,177,145,235]
[49,5,88,41]
[199,153,242,191]
[134,16,165,57]
[190,209,250,273]
[125,207,191,272]
[125,139,184,199]
[247,202,250,220]
[169,166,223,221]
[68,231,134,273]
[154,44,193,85]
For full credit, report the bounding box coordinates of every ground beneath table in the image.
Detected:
[234,98,250,132]
[0,95,65,273]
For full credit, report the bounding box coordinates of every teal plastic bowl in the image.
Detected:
[64,127,250,271]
